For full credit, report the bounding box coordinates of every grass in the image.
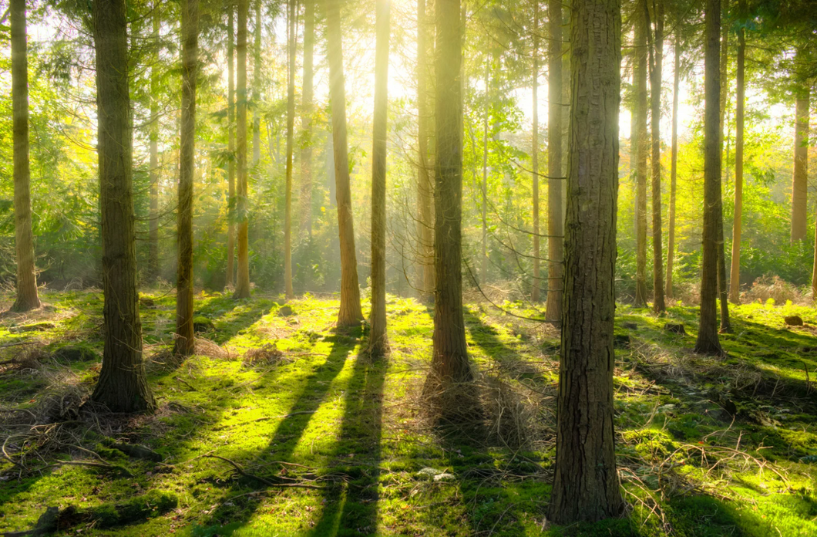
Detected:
[1,289,816,536]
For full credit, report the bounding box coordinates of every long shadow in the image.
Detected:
[309,353,386,536]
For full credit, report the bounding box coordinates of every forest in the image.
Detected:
[0,0,816,535]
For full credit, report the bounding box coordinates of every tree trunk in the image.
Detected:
[226,6,236,289]
[9,0,40,313]
[416,0,435,300]
[299,0,314,242]
[545,0,562,321]
[646,0,665,313]
[284,0,295,299]
[792,48,810,243]
[531,1,540,304]
[234,0,252,299]
[695,0,723,356]
[325,0,363,326]
[666,29,680,299]
[148,7,160,284]
[729,3,745,304]
[481,57,489,285]
[91,0,155,412]
[369,0,390,356]
[174,0,198,357]
[549,0,623,523]
[716,0,731,332]
[427,0,471,391]
[634,8,648,307]
[252,0,261,167]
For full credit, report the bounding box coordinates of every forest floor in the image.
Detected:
[0,290,816,537]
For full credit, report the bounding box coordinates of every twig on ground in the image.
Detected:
[202,454,324,489]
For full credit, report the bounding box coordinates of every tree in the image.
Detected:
[716,0,731,332]
[646,0,665,313]
[299,0,315,241]
[174,0,199,357]
[416,0,435,301]
[91,0,155,412]
[9,0,41,313]
[252,0,261,167]
[549,0,623,523]
[545,0,562,320]
[729,0,746,304]
[694,0,724,356]
[325,0,363,326]
[480,56,490,284]
[148,6,160,283]
[226,5,237,289]
[530,1,540,303]
[633,6,649,308]
[791,46,810,243]
[283,0,295,299]
[369,0,390,356]
[234,0,251,299]
[666,27,681,299]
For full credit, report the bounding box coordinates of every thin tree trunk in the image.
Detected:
[729,2,745,304]
[10,0,40,313]
[549,0,623,523]
[284,0,295,299]
[369,0,389,356]
[148,7,160,284]
[481,57,489,285]
[560,5,569,229]
[226,6,236,289]
[91,0,155,412]
[416,0,435,300]
[716,0,731,332]
[252,0,261,167]
[299,0,314,242]
[666,29,680,299]
[545,0,563,321]
[325,0,363,326]
[531,1,540,304]
[695,0,723,356]
[234,0,252,299]
[792,48,810,243]
[634,8,648,307]
[174,0,198,357]
[645,0,665,313]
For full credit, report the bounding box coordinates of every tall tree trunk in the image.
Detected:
[299,0,314,242]
[426,0,471,393]
[226,6,236,289]
[531,1,540,303]
[545,0,563,321]
[792,48,810,243]
[148,7,160,284]
[481,57,489,285]
[716,0,731,332]
[284,0,295,299]
[369,0,390,356]
[174,0,198,357]
[252,0,261,167]
[729,2,745,304]
[695,0,723,355]
[549,0,623,523]
[325,0,363,326]
[666,29,680,299]
[646,0,665,313]
[416,0,435,300]
[10,0,40,313]
[91,0,155,412]
[634,8,648,307]
[234,0,252,299]
[560,3,569,229]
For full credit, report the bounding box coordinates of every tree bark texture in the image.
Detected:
[284,0,295,299]
[226,6,236,289]
[633,9,648,308]
[545,0,563,321]
[730,5,745,304]
[416,0,435,300]
[234,0,252,299]
[10,0,41,313]
[716,0,731,332]
[91,0,155,412]
[548,0,624,523]
[666,29,680,299]
[646,0,665,313]
[325,0,363,326]
[695,0,724,355]
[481,58,489,285]
[299,0,315,241]
[252,0,261,167]
[531,1,540,304]
[148,7,160,284]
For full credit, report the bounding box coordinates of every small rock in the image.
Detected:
[416,467,444,480]
[277,305,294,317]
[613,334,630,349]
[433,473,455,482]
[139,296,156,308]
[52,346,99,363]
[622,322,638,330]
[784,315,803,326]
[193,316,215,333]
[664,323,686,335]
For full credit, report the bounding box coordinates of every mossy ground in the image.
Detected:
[1,290,816,536]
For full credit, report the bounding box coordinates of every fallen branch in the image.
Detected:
[202,454,323,489]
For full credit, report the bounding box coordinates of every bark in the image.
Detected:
[226,6,236,289]
[91,0,155,412]
[325,0,363,326]
[633,8,648,307]
[299,0,315,241]
[716,0,731,332]
[284,0,295,299]
[252,0,261,167]
[174,0,198,357]
[646,0,665,313]
[428,0,471,387]
[531,2,540,304]
[416,0,435,300]
[234,0,252,299]
[369,0,389,356]
[481,57,489,285]
[792,48,810,243]
[560,2,570,228]
[666,30,680,299]
[545,0,563,321]
[10,0,40,313]
[695,0,723,356]
[549,0,623,523]
[729,4,745,304]
[148,7,160,283]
